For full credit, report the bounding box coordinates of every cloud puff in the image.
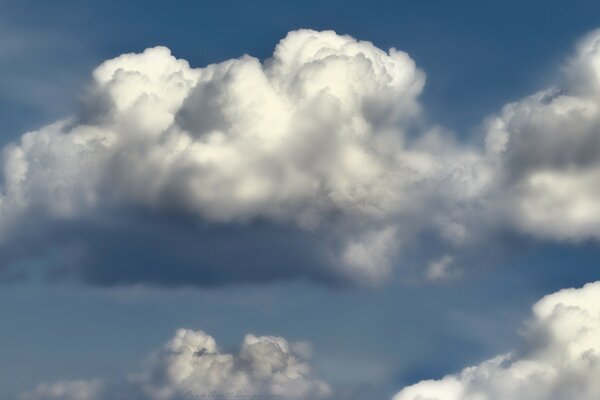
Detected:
[393,281,600,400]
[485,29,600,241]
[0,29,489,286]
[19,329,331,400]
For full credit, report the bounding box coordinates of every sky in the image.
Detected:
[2,1,600,399]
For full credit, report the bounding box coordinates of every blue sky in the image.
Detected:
[3,1,600,400]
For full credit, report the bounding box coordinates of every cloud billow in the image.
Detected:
[0,29,488,286]
[393,281,600,400]
[4,28,600,286]
[19,329,331,400]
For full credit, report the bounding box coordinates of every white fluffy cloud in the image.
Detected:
[485,29,600,241]
[0,30,430,225]
[19,329,331,400]
[393,281,600,400]
[0,29,489,286]
[22,282,600,400]
[4,27,600,286]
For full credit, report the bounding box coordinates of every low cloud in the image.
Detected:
[484,28,600,240]
[19,329,331,400]
[3,28,600,286]
[21,281,600,400]
[393,281,600,400]
[0,29,488,286]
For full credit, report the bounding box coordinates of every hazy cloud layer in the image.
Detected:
[3,28,600,286]
[393,281,600,400]
[19,329,331,400]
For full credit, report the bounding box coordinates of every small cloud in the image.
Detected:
[19,329,331,400]
[426,255,459,281]
[290,341,314,360]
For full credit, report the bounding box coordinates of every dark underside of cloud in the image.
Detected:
[0,212,343,287]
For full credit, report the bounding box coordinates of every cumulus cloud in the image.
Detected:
[5,27,600,286]
[1,30,429,225]
[0,29,489,286]
[19,329,331,400]
[485,28,600,241]
[393,281,600,400]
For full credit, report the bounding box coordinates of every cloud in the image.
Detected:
[393,281,600,400]
[484,29,600,241]
[19,380,104,400]
[4,28,600,286]
[0,29,489,286]
[19,329,331,400]
[21,282,600,400]
[426,255,458,281]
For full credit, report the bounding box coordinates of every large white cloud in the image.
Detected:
[1,30,430,225]
[19,329,331,400]
[393,281,600,400]
[0,29,489,286]
[4,27,600,286]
